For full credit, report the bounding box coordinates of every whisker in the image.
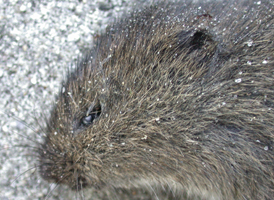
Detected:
[2,111,38,135]
[166,181,175,197]
[44,182,60,200]
[0,144,40,152]
[33,107,49,139]
[147,182,159,200]
[75,172,79,200]
[79,178,85,200]
[10,165,37,186]
[44,173,71,200]
[112,186,120,200]
[16,133,41,146]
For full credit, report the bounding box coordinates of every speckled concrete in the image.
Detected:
[0,0,146,199]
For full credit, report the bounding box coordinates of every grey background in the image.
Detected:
[0,0,148,199]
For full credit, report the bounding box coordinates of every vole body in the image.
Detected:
[39,0,274,199]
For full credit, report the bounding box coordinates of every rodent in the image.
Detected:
[38,0,274,199]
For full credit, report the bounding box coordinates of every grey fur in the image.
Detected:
[39,0,274,199]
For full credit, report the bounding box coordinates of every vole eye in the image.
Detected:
[81,102,101,126]
[82,112,99,125]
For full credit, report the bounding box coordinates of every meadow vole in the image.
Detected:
[38,0,274,199]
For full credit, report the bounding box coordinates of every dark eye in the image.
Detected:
[82,112,99,125]
[81,103,101,126]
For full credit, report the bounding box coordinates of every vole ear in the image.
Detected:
[188,30,213,50]
[154,29,217,62]
[178,29,232,80]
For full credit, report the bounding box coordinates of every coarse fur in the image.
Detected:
[39,0,274,199]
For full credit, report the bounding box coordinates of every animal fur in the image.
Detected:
[39,0,274,199]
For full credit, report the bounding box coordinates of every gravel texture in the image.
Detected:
[0,0,147,199]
